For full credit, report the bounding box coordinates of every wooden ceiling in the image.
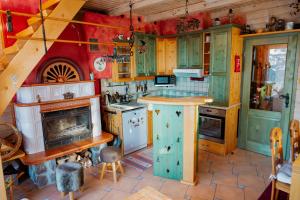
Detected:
[83,0,258,22]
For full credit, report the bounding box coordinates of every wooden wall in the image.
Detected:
[211,0,300,30]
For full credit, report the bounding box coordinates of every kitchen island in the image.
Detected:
[138,96,213,185]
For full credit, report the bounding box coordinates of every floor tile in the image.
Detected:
[212,172,237,186]
[102,189,130,200]
[214,185,244,200]
[197,172,213,185]
[233,163,258,176]
[160,179,189,200]
[238,174,265,191]
[186,183,216,200]
[244,187,263,200]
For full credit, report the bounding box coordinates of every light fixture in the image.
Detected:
[6,10,13,32]
[176,0,200,34]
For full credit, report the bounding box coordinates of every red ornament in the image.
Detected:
[234,55,241,72]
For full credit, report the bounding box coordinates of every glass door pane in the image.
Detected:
[249,44,288,112]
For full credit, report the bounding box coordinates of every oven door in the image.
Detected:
[198,114,225,144]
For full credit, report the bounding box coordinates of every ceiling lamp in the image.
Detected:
[176,0,200,34]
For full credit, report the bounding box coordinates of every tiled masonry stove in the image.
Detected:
[14,81,103,187]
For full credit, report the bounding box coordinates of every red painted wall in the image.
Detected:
[1,1,245,88]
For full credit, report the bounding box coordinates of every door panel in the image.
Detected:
[177,36,188,68]
[209,75,227,104]
[239,35,298,157]
[146,36,156,76]
[211,31,228,73]
[188,34,203,68]
[165,38,177,74]
[135,34,146,76]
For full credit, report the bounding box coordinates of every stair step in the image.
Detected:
[27,9,52,26]
[15,26,34,38]
[41,0,61,10]
[3,44,20,55]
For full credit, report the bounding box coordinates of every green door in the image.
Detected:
[177,36,188,68]
[239,34,298,157]
[188,34,203,69]
[146,35,156,76]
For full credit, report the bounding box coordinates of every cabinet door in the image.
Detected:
[135,34,146,76]
[146,35,156,76]
[209,75,227,104]
[188,34,203,69]
[152,105,183,180]
[156,38,166,75]
[177,36,188,68]
[165,38,177,74]
[210,30,228,73]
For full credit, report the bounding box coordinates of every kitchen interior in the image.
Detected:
[1,0,300,200]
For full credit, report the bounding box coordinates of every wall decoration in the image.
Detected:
[176,0,201,33]
[93,57,106,72]
[289,0,300,16]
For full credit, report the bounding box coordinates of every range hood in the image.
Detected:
[173,69,203,78]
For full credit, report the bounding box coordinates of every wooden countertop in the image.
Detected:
[137,96,213,106]
[20,132,113,165]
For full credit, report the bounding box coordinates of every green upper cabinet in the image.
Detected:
[177,33,203,69]
[135,33,156,77]
[146,35,156,76]
[177,36,188,68]
[210,30,229,73]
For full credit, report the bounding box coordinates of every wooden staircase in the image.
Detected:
[0,0,86,115]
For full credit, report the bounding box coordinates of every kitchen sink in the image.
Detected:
[109,102,146,111]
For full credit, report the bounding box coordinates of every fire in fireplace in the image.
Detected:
[42,106,92,150]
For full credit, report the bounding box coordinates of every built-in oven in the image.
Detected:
[198,107,226,144]
[154,75,176,87]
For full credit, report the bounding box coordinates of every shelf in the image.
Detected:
[20,132,114,165]
[118,72,131,75]
[204,53,210,54]
[240,29,300,38]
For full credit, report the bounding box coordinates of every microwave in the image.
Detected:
[154,75,176,87]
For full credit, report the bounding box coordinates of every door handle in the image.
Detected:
[279,93,290,108]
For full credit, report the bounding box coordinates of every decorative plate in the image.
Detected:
[94,57,106,72]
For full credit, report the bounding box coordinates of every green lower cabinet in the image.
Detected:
[209,75,227,104]
[152,105,183,180]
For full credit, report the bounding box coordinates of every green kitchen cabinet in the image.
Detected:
[177,33,203,69]
[208,25,239,106]
[152,104,183,180]
[135,33,156,77]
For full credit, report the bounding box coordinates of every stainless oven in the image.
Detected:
[198,107,226,144]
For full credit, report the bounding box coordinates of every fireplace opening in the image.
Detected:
[42,106,92,150]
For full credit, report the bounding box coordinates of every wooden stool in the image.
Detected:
[99,146,124,183]
[56,162,84,200]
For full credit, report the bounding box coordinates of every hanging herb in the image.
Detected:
[289,0,300,16]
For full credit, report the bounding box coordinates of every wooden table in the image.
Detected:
[21,132,113,165]
[126,186,171,200]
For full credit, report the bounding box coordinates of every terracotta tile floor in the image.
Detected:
[12,148,271,200]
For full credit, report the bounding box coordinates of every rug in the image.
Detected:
[122,148,153,171]
[258,182,288,200]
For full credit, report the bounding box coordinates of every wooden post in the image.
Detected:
[290,156,300,199]
[0,155,7,200]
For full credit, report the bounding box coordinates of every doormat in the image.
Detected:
[122,148,153,171]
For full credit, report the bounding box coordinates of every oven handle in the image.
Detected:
[200,115,223,121]
[199,114,225,120]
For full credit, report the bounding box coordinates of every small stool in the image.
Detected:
[56,162,84,200]
[99,146,124,183]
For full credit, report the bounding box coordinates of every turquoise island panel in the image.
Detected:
[152,104,183,180]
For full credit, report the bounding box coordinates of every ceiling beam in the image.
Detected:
[109,0,167,16]
[144,0,253,22]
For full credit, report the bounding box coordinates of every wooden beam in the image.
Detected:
[0,9,130,31]
[109,0,167,16]
[0,0,86,115]
[7,35,130,47]
[0,155,7,200]
[144,0,253,22]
